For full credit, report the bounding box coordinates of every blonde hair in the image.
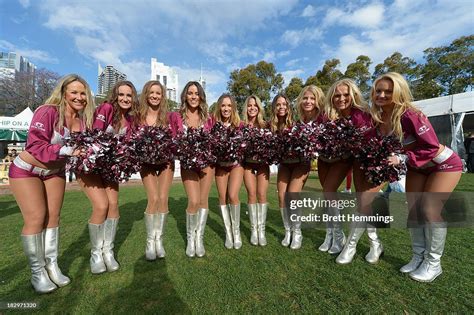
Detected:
[136,80,168,127]
[325,78,368,121]
[296,85,324,122]
[242,95,266,128]
[214,93,240,128]
[270,94,293,132]
[179,81,208,123]
[44,74,95,130]
[370,72,420,141]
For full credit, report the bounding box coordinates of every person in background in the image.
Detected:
[9,74,94,293]
[78,80,138,274]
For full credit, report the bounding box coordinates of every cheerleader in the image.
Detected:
[135,81,178,260]
[9,74,94,293]
[242,95,269,246]
[77,81,138,274]
[327,79,384,265]
[213,94,244,249]
[171,81,215,258]
[370,72,461,282]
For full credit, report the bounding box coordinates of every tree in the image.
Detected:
[372,52,419,81]
[227,61,284,113]
[284,77,304,102]
[415,35,474,99]
[344,55,372,97]
[0,68,60,115]
[305,59,343,92]
[168,99,179,112]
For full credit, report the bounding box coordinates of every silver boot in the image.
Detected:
[318,228,333,252]
[22,233,57,294]
[290,210,303,250]
[229,204,242,249]
[248,204,258,246]
[88,222,106,274]
[400,227,425,273]
[103,217,120,272]
[186,212,198,257]
[409,225,446,282]
[257,203,268,246]
[195,208,209,257]
[144,212,157,261]
[155,212,168,258]
[336,225,366,264]
[365,225,383,264]
[44,227,71,287]
[328,207,345,254]
[280,207,291,247]
[220,205,234,249]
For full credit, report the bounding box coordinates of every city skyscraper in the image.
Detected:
[0,51,35,78]
[97,64,127,97]
[150,58,179,103]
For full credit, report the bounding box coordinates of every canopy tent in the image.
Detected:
[0,107,33,142]
[413,91,474,159]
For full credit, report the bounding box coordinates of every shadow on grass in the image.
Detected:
[0,200,20,219]
[96,258,190,313]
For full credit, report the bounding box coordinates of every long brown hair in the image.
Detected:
[179,81,208,124]
[270,93,293,132]
[106,80,139,131]
[135,80,169,126]
[214,93,240,128]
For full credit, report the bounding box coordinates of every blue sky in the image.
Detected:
[1,0,473,104]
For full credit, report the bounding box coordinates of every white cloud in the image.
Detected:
[174,66,227,104]
[282,28,323,47]
[281,69,304,87]
[323,2,384,29]
[301,5,317,17]
[0,40,59,64]
[285,57,309,68]
[18,0,30,8]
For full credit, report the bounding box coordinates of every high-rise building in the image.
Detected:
[199,64,206,93]
[97,64,127,97]
[150,58,179,103]
[0,52,35,78]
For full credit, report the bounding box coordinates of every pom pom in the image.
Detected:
[355,134,407,186]
[131,125,177,165]
[277,121,321,162]
[241,126,280,165]
[210,122,247,164]
[175,127,216,171]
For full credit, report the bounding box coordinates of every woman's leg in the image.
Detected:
[243,165,258,245]
[195,166,215,256]
[256,165,270,246]
[228,166,244,249]
[287,163,310,250]
[215,166,233,248]
[278,164,292,246]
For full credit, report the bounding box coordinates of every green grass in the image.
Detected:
[1,174,473,313]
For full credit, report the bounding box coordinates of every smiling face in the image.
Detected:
[301,90,316,113]
[220,96,232,121]
[332,84,352,116]
[275,96,288,117]
[374,79,394,110]
[247,97,259,119]
[147,84,162,107]
[64,81,87,112]
[117,85,133,110]
[186,84,200,109]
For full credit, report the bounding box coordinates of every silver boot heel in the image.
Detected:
[195,208,209,257]
[318,228,333,252]
[44,227,71,287]
[220,205,234,249]
[365,225,383,264]
[328,207,345,254]
[88,222,107,274]
[103,217,120,272]
[257,203,267,246]
[280,207,291,247]
[22,233,57,294]
[144,212,157,261]
[186,212,198,257]
[229,204,242,249]
[336,224,365,264]
[400,227,425,273]
[155,212,168,258]
[248,204,258,246]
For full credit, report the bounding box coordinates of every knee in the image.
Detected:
[93,200,109,216]
[257,192,267,203]
[228,193,240,205]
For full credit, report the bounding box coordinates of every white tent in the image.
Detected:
[414,91,474,157]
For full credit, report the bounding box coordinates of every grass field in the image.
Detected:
[0,174,473,313]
